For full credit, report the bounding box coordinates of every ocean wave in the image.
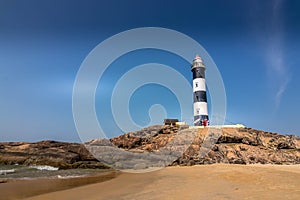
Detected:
[56,175,83,179]
[0,169,15,175]
[29,165,59,171]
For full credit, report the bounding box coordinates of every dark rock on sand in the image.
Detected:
[0,140,109,169]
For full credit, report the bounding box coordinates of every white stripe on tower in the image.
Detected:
[191,55,209,126]
[193,78,206,92]
[193,102,208,115]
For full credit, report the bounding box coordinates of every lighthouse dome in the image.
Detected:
[191,55,206,70]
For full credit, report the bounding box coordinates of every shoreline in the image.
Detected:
[0,170,119,200]
[1,164,300,200]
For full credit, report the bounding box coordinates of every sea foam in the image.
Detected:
[29,165,59,171]
[0,169,15,175]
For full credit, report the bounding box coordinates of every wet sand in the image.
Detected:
[2,164,300,200]
[0,171,119,200]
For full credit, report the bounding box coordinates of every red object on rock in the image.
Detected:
[202,119,208,126]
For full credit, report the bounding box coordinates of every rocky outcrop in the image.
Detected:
[0,140,109,169]
[85,125,193,170]
[108,125,300,166]
[110,125,189,151]
[1,125,299,169]
[176,127,300,165]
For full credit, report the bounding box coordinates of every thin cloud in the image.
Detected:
[265,0,290,109]
[275,78,289,109]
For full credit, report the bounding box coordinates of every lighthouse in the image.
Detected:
[191,55,209,126]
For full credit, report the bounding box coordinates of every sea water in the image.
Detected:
[0,164,108,180]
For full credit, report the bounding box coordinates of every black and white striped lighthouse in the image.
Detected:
[191,55,209,126]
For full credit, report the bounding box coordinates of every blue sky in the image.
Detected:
[0,0,299,142]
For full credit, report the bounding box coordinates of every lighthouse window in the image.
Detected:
[195,83,198,87]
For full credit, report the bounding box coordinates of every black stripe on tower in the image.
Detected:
[192,68,205,79]
[193,91,207,102]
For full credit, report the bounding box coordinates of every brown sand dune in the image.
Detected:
[21,164,300,200]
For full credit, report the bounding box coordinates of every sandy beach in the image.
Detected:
[1,164,297,200]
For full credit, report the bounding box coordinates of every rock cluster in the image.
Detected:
[110,125,189,151]
[110,126,300,166]
[85,125,193,169]
[0,140,109,169]
[176,127,300,165]
[1,125,300,169]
